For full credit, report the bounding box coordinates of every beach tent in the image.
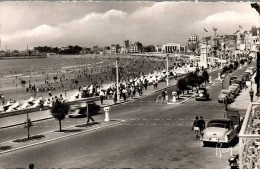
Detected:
[10,101,20,109]
[6,107,14,112]
[0,106,4,112]
[5,101,11,107]
[21,102,31,109]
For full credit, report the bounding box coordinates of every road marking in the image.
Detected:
[179,119,185,120]
[166,119,172,120]
[142,119,148,120]
[154,119,160,120]
[138,124,144,125]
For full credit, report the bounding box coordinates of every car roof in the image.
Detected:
[208,119,231,123]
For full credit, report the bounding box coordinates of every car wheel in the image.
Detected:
[203,141,208,147]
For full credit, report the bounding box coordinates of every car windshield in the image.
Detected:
[221,91,229,94]
[208,123,227,128]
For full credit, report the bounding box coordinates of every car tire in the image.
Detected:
[203,141,208,147]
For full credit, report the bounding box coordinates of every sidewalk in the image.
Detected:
[0,120,124,154]
[229,74,256,111]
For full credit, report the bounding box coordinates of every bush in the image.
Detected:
[222,66,229,73]
[13,135,45,143]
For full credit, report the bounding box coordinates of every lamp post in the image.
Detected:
[116,56,120,102]
[166,53,169,86]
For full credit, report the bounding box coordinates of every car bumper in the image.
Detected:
[201,138,228,143]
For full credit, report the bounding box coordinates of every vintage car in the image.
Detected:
[201,109,240,146]
[228,86,239,97]
[68,101,101,118]
[201,119,238,145]
[229,76,237,85]
[195,88,209,101]
[218,90,234,103]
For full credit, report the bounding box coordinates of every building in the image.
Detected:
[92,45,104,54]
[187,35,199,52]
[155,45,162,53]
[80,48,92,54]
[162,43,180,53]
[124,40,130,53]
[111,44,120,54]
[103,46,111,54]
[129,41,142,53]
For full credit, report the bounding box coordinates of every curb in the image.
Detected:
[0,120,124,155]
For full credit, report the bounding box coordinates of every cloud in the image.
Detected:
[195,10,259,34]
[1,2,259,50]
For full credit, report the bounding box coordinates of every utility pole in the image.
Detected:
[116,57,120,102]
[166,54,169,86]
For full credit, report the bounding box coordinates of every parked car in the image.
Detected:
[232,79,242,89]
[229,86,239,97]
[218,90,234,103]
[231,84,241,93]
[201,109,241,146]
[68,101,101,118]
[229,76,237,85]
[195,88,210,101]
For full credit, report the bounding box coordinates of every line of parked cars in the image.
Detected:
[218,66,256,104]
[218,76,242,104]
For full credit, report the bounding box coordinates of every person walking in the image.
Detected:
[191,116,200,138]
[220,78,224,89]
[99,89,105,105]
[161,89,166,104]
[197,116,206,137]
[249,88,254,102]
[86,103,94,124]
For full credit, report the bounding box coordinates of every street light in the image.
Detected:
[115,56,120,102]
[166,53,169,86]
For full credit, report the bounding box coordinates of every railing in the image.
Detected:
[239,103,260,169]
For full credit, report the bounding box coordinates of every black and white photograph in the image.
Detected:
[0,1,259,168]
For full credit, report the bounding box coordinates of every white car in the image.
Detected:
[201,119,239,146]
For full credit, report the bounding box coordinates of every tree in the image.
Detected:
[229,64,234,70]
[177,78,189,96]
[234,61,239,70]
[51,101,70,132]
[202,70,209,85]
[186,72,199,90]
[222,66,229,74]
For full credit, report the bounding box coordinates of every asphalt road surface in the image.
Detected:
[0,64,251,168]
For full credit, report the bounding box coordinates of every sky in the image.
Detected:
[0,1,259,50]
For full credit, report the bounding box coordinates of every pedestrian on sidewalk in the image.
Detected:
[161,89,166,104]
[86,103,94,124]
[249,88,254,102]
[220,78,224,89]
[191,116,200,138]
[99,89,105,105]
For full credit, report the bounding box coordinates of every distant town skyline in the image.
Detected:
[0,1,259,50]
